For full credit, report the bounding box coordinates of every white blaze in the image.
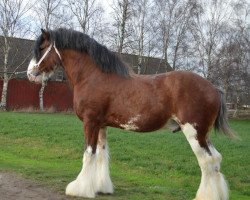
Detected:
[27,58,43,83]
[27,58,54,84]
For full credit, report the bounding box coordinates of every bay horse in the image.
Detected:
[27,28,235,200]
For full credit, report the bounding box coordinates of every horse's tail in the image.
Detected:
[214,89,237,139]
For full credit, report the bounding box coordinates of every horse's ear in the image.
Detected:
[41,29,46,34]
[41,29,50,40]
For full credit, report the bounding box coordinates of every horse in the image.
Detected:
[27,28,235,200]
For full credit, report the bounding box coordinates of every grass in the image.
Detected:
[0,112,249,199]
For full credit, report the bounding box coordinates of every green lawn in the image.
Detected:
[0,112,249,199]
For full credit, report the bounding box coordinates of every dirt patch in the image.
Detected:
[0,172,72,200]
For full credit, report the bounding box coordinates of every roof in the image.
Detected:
[121,53,172,74]
[0,36,171,79]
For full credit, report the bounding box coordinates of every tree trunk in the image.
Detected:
[0,77,9,111]
[82,0,89,33]
[233,96,240,118]
[39,81,46,111]
[137,57,142,74]
[233,81,241,118]
[172,39,181,71]
[0,38,10,111]
[118,0,129,54]
[137,0,147,74]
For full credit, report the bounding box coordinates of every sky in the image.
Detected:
[99,0,113,16]
[15,0,113,36]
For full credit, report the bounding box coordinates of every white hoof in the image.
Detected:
[66,179,96,198]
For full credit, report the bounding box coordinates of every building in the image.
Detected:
[0,36,170,111]
[0,36,169,80]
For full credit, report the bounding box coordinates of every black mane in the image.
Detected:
[35,28,130,77]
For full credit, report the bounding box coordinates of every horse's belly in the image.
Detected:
[114,113,169,132]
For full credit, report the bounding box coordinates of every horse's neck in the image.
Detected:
[60,49,101,87]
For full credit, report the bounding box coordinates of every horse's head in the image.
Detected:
[27,29,61,84]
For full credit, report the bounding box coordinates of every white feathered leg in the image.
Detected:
[66,146,97,198]
[96,128,114,194]
[182,123,229,200]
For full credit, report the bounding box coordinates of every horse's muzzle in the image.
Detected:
[27,58,43,84]
[27,72,43,83]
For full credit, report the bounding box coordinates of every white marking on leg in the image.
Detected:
[96,129,113,194]
[198,145,228,200]
[182,123,229,200]
[86,146,93,154]
[66,146,97,198]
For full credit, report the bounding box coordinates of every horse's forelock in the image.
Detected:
[34,30,57,61]
[34,35,41,60]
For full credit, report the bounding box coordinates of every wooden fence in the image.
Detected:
[0,79,73,111]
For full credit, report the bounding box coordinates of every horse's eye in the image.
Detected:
[40,44,46,51]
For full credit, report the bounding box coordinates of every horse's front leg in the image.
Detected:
[66,120,100,198]
[96,128,113,194]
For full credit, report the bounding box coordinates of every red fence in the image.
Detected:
[0,79,73,111]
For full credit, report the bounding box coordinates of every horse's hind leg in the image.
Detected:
[181,123,228,200]
[96,128,113,194]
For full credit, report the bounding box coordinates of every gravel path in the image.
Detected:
[0,172,70,200]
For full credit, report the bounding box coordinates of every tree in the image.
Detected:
[110,0,133,54]
[153,0,198,71]
[130,0,149,74]
[227,0,249,109]
[190,0,233,80]
[33,0,71,31]
[0,0,31,110]
[33,0,66,111]
[200,0,249,112]
[67,0,104,36]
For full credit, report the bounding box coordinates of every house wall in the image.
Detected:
[0,79,73,111]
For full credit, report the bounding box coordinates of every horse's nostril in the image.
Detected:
[33,71,41,76]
